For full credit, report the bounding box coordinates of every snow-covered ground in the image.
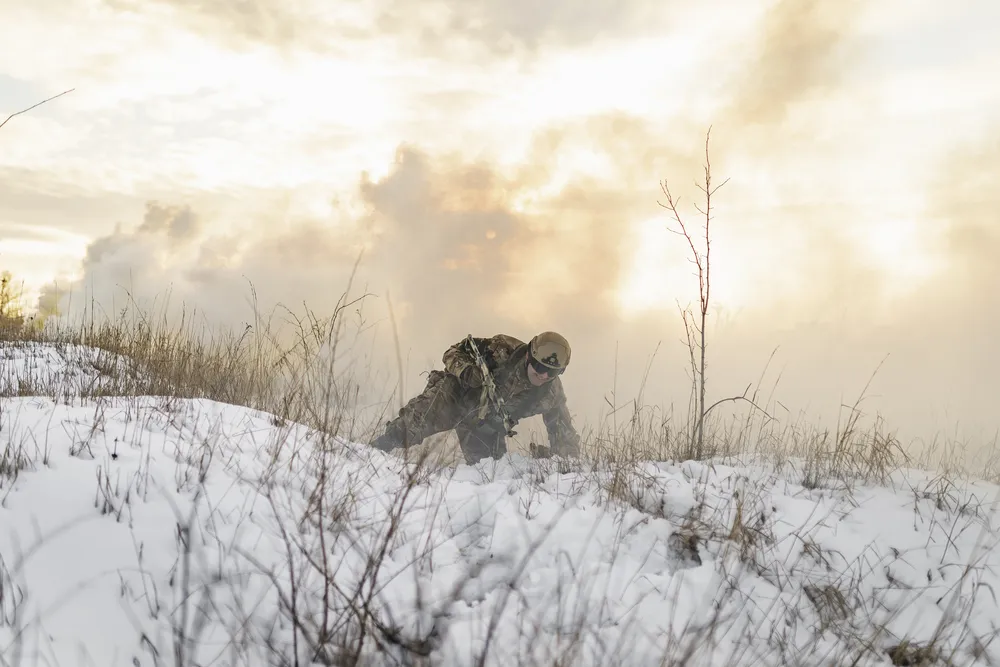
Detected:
[0,341,146,398]
[2,345,1000,666]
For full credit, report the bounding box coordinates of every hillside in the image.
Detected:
[1,343,999,666]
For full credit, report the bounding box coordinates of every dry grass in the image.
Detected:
[0,282,387,439]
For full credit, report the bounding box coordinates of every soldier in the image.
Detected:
[370,331,581,464]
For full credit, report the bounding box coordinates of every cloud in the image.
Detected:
[100,0,366,53]
[123,0,674,55]
[93,0,677,61]
[379,0,676,58]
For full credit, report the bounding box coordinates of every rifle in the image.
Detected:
[466,334,517,437]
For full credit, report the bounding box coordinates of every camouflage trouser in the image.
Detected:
[386,370,507,464]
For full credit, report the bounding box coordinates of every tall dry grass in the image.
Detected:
[0,278,392,437]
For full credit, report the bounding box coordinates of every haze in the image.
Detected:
[1,0,998,452]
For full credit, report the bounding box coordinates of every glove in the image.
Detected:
[529,443,552,459]
[459,365,484,389]
[481,408,506,434]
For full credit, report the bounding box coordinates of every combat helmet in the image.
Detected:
[529,331,571,376]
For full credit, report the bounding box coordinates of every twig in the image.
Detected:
[703,384,775,423]
[0,89,75,131]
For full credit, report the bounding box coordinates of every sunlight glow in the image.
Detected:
[0,235,87,311]
[860,218,946,295]
[616,218,759,319]
[616,219,676,316]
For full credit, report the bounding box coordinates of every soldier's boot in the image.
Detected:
[371,419,407,452]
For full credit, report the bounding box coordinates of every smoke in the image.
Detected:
[39,116,701,423]
[724,0,862,130]
[917,127,1000,419]
[37,116,1000,448]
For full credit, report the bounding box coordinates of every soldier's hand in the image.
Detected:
[459,366,484,388]
[529,442,552,459]
[484,410,506,433]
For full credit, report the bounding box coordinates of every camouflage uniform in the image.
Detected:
[374,334,581,464]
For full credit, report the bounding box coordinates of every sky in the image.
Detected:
[1,0,999,450]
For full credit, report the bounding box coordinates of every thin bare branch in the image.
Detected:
[703,384,775,422]
[0,89,75,131]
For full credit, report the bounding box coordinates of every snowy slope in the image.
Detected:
[1,350,999,666]
[0,342,146,398]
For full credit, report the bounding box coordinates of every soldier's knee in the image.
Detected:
[459,429,506,465]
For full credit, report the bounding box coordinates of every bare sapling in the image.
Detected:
[659,128,767,460]
[658,128,727,459]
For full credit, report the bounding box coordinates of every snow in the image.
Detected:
[0,342,146,398]
[2,345,1000,666]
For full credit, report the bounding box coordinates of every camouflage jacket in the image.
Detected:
[442,334,581,456]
